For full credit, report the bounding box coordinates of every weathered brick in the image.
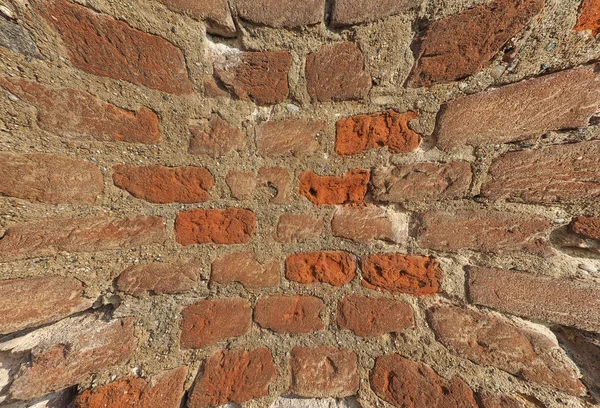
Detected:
[175,208,256,245]
[0,18,42,58]
[335,110,420,155]
[571,216,600,240]
[429,305,585,395]
[0,276,92,334]
[73,366,188,408]
[290,347,359,398]
[416,210,552,255]
[371,354,478,408]
[258,167,291,204]
[285,251,357,286]
[468,266,600,333]
[255,120,324,157]
[254,294,324,333]
[275,213,323,243]
[211,251,280,289]
[159,0,235,36]
[0,153,103,204]
[482,140,600,204]
[113,165,214,204]
[35,0,192,94]
[226,170,258,200]
[331,205,408,243]
[0,216,166,262]
[0,76,161,143]
[575,0,600,35]
[116,260,201,297]
[361,254,443,296]
[189,115,246,157]
[337,296,414,337]
[3,315,136,400]
[306,42,371,102]
[187,348,276,408]
[180,297,252,349]
[407,0,545,87]
[479,393,538,408]
[298,169,369,205]
[371,162,472,202]
[330,0,421,26]
[235,0,325,28]
[214,51,292,105]
[436,68,600,150]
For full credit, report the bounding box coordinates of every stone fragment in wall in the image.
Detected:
[331,205,408,243]
[285,251,357,286]
[0,16,42,58]
[159,0,235,36]
[255,119,324,157]
[235,0,325,28]
[337,296,414,337]
[189,115,246,157]
[175,208,256,245]
[298,169,369,205]
[254,294,324,333]
[330,0,421,27]
[275,213,324,243]
[211,251,280,289]
[575,0,600,36]
[116,260,202,297]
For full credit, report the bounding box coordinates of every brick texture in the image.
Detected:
[575,0,600,36]
[337,296,414,337]
[331,206,408,243]
[189,115,246,157]
[255,119,324,157]
[275,213,323,243]
[285,251,357,286]
[330,0,421,27]
[175,208,256,245]
[159,0,235,36]
[571,216,600,240]
[254,294,324,333]
[116,260,201,297]
[298,169,369,205]
[211,251,280,288]
[235,0,325,28]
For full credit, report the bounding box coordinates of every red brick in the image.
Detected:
[285,251,357,286]
[575,0,600,36]
[175,208,256,245]
[361,254,443,296]
[0,216,166,262]
[226,171,258,200]
[330,0,421,26]
[214,51,292,105]
[4,315,136,400]
[479,393,538,408]
[0,276,91,334]
[35,0,192,94]
[429,305,585,395]
[298,169,369,205]
[371,354,478,408]
[290,347,359,398]
[189,115,246,157]
[407,0,545,87]
[331,205,408,243]
[482,140,600,204]
[335,110,420,155]
[572,216,600,240]
[180,297,252,349]
[337,296,414,337]
[255,120,324,157]
[187,348,276,407]
[203,76,229,97]
[306,42,371,102]
[235,0,325,28]
[275,213,323,243]
[113,165,214,204]
[371,162,472,202]
[0,77,161,143]
[416,210,552,256]
[254,294,324,333]
[159,0,235,36]
[116,260,201,297]
[73,366,188,408]
[468,266,600,334]
[211,251,280,289]
[258,167,291,204]
[0,153,103,204]
[436,68,600,150]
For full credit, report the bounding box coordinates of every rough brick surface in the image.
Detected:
[285,251,357,286]
[468,267,600,333]
[275,213,324,243]
[180,297,252,349]
[371,162,472,202]
[330,0,421,26]
[571,216,600,240]
[482,140,600,204]
[306,42,371,102]
[235,0,325,28]
[255,120,324,157]
[113,165,214,204]
[226,170,258,200]
[0,216,166,262]
[331,205,408,243]
[575,0,600,35]
[211,251,280,289]
[429,305,585,395]
[416,210,552,255]
[371,354,479,408]
[258,167,291,204]
[337,296,414,337]
[116,260,201,297]
[479,393,538,408]
[254,294,324,333]
[36,0,192,94]
[189,115,246,157]
[159,0,235,36]
[290,347,359,398]
[335,110,420,155]
[0,153,103,204]
[0,276,91,334]
[0,77,161,143]
[187,348,276,408]
[175,208,256,245]
[436,68,600,150]
[361,254,443,295]
[298,169,369,205]
[407,0,545,87]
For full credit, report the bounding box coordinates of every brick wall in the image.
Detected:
[0,0,599,407]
